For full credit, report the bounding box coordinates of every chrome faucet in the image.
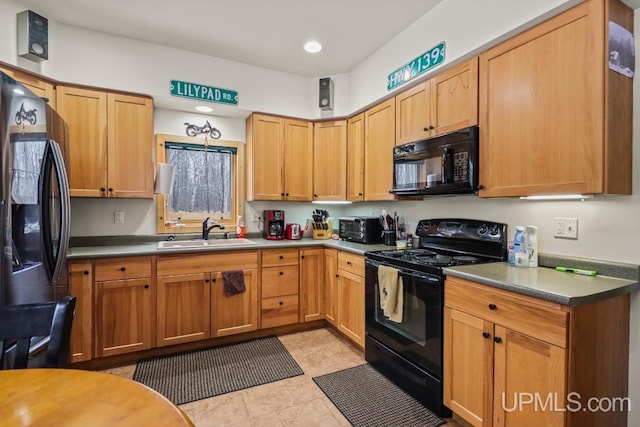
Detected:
[202,217,225,240]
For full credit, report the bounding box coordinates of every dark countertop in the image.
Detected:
[68,237,391,259]
[443,262,639,307]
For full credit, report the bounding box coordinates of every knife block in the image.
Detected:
[312,219,332,240]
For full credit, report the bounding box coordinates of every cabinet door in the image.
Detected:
[0,66,56,108]
[56,86,108,197]
[432,57,478,135]
[493,326,566,427]
[346,114,365,201]
[283,118,313,201]
[156,273,211,346]
[444,307,494,427]
[313,120,347,201]
[68,262,92,363]
[249,114,284,200]
[479,3,602,197]
[364,99,395,201]
[299,248,324,322]
[107,93,154,198]
[337,269,365,347]
[395,80,432,145]
[211,269,258,337]
[94,278,152,357]
[324,249,338,326]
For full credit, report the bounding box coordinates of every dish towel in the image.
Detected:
[377,265,403,323]
[222,270,246,296]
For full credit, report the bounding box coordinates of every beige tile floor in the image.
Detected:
[103,327,465,426]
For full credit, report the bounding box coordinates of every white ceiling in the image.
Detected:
[15,0,443,77]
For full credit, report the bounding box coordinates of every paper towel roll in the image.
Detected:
[154,163,175,194]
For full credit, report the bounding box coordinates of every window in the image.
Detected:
[156,134,245,234]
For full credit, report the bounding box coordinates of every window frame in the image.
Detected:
[155,133,245,234]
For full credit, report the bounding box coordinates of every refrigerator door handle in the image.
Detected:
[49,140,70,282]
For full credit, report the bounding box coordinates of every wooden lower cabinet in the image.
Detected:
[156,273,211,347]
[444,276,630,427]
[260,249,299,328]
[323,249,338,326]
[211,269,258,337]
[68,262,93,363]
[299,248,324,322]
[94,277,153,358]
[336,251,365,348]
[156,252,259,345]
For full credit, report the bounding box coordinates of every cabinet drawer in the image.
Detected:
[261,295,299,329]
[262,265,299,298]
[337,252,365,277]
[262,249,299,267]
[94,257,151,281]
[445,277,568,348]
[157,251,258,276]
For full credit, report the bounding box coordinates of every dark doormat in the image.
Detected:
[133,335,303,405]
[313,364,444,427]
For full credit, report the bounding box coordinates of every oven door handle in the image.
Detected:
[366,259,440,283]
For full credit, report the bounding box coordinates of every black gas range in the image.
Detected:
[364,219,507,417]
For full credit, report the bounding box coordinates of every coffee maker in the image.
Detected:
[263,210,285,240]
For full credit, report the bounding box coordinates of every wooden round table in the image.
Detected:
[0,369,194,426]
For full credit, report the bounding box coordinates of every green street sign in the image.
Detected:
[387,42,446,91]
[170,80,238,105]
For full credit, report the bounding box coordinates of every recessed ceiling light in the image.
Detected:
[195,105,213,113]
[304,41,322,53]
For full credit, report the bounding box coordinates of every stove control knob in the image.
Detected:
[489,225,500,236]
[478,224,488,235]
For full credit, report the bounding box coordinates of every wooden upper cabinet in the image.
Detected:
[57,86,153,198]
[313,120,347,201]
[432,57,478,134]
[478,0,632,197]
[246,114,312,201]
[395,80,432,145]
[0,66,56,108]
[364,99,395,201]
[107,93,153,198]
[346,113,365,201]
[247,113,284,200]
[283,118,313,201]
[395,57,478,146]
[56,86,108,197]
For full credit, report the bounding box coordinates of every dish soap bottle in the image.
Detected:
[236,215,246,238]
[526,225,538,267]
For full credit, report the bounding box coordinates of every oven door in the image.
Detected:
[365,259,443,377]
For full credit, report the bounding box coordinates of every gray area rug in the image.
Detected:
[133,335,303,405]
[313,364,444,427]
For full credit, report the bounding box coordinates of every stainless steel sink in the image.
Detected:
[157,238,257,249]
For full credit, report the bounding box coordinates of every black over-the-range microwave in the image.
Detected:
[339,217,383,244]
[392,126,479,197]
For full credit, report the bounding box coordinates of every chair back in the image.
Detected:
[0,296,76,369]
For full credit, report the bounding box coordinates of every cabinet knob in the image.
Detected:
[285,193,289,196]
[336,274,339,278]
[279,255,284,259]
[279,271,284,276]
[279,301,283,306]
[477,184,485,190]
[205,279,210,283]
[482,332,490,339]
[212,278,217,282]
[347,261,352,265]
[313,194,318,198]
[100,187,106,193]
[144,284,149,289]
[494,336,502,344]
[108,187,114,192]
[358,192,363,196]
[488,303,497,311]
[423,127,429,132]
[301,255,305,259]
[120,267,126,272]
[281,193,285,196]
[83,270,89,275]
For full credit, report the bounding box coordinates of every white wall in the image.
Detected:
[3,1,640,422]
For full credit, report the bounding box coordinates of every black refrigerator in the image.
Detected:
[0,71,70,307]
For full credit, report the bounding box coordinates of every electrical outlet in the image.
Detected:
[114,211,125,224]
[553,217,578,239]
[251,213,261,222]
